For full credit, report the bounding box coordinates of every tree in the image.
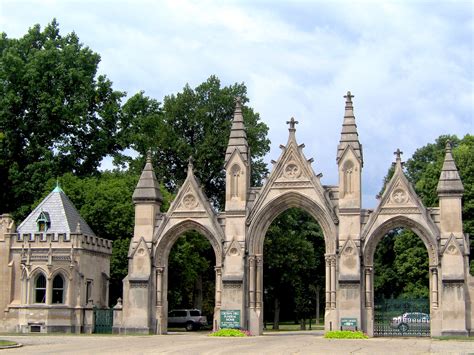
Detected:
[263,208,325,328]
[0,20,125,220]
[118,76,270,208]
[168,231,215,319]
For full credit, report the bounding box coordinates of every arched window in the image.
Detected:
[35,274,46,303]
[343,160,354,196]
[230,164,241,198]
[52,274,65,304]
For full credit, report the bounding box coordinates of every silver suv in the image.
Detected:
[168,309,208,331]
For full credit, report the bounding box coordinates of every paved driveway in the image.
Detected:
[2,331,473,354]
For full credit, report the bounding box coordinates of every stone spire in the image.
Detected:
[132,150,163,204]
[437,141,464,195]
[337,91,363,165]
[225,97,248,163]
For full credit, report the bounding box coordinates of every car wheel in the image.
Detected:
[398,323,409,333]
[186,322,195,331]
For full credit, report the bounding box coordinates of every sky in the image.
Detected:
[1,0,472,208]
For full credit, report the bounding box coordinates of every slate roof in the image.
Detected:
[17,185,96,236]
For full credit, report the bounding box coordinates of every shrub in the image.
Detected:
[209,329,250,337]
[324,330,368,339]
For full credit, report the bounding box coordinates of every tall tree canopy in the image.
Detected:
[0,20,125,219]
[118,76,270,208]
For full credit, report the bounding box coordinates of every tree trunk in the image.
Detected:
[316,286,320,325]
[193,275,203,310]
[273,297,280,330]
[300,317,306,330]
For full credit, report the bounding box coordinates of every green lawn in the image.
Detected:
[0,340,17,346]
[264,320,324,332]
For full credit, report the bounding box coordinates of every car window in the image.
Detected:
[175,311,187,317]
[190,310,200,316]
[169,311,176,317]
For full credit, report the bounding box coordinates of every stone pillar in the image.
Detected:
[330,256,336,309]
[255,255,263,309]
[215,267,222,308]
[325,256,330,309]
[365,267,372,308]
[249,256,255,309]
[431,267,438,308]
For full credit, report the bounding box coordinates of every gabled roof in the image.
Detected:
[17,185,96,236]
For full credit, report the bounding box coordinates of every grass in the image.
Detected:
[0,340,17,346]
[263,320,324,332]
[209,329,249,337]
[435,336,474,341]
[324,330,368,339]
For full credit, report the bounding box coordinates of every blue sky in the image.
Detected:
[1,0,472,207]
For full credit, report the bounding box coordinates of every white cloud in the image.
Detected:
[1,0,472,208]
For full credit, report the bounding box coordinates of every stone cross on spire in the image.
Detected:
[146,149,152,163]
[286,117,299,131]
[394,148,403,161]
[344,91,354,102]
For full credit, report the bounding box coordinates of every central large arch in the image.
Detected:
[246,191,338,335]
[247,191,337,255]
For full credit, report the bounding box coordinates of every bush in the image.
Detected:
[209,329,250,337]
[324,330,368,339]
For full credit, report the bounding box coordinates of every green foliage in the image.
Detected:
[374,229,429,299]
[168,232,215,318]
[209,329,248,337]
[118,76,270,208]
[0,20,125,219]
[264,208,325,326]
[324,330,368,339]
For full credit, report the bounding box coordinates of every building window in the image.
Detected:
[86,280,93,304]
[35,274,47,303]
[52,274,65,304]
[36,211,50,232]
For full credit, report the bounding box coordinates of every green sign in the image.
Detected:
[340,318,357,329]
[220,310,241,329]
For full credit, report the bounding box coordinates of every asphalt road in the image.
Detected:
[1,331,474,354]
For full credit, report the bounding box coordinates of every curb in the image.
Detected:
[0,343,23,349]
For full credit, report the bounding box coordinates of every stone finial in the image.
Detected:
[286,117,299,131]
[337,90,363,165]
[187,156,194,176]
[75,222,82,234]
[437,140,464,195]
[394,148,403,161]
[132,151,163,204]
[225,96,248,164]
[146,149,152,164]
[344,91,354,107]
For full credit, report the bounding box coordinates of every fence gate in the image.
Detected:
[373,298,430,337]
[94,308,113,334]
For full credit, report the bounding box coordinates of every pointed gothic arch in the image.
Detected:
[247,191,337,255]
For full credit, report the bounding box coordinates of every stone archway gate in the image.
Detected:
[115,94,473,337]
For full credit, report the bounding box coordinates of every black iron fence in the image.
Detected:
[374,298,430,337]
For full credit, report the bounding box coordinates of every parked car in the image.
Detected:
[390,312,430,332]
[168,309,208,331]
